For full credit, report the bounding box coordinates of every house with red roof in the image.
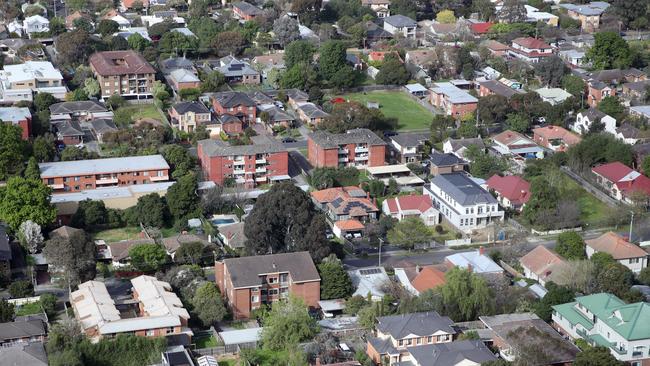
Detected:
[382,194,440,226]
[311,186,379,238]
[519,245,568,286]
[586,232,648,273]
[532,125,582,152]
[470,22,493,36]
[394,264,447,295]
[485,175,531,211]
[508,37,553,63]
[591,162,650,202]
[368,51,402,63]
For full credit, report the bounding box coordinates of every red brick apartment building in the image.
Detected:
[215,252,321,319]
[88,50,156,100]
[0,107,31,140]
[39,155,170,193]
[308,129,387,168]
[197,137,289,188]
[211,91,257,125]
[232,1,263,20]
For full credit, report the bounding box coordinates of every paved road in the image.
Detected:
[283,140,308,150]
[343,229,606,268]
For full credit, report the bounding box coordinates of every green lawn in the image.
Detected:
[195,335,220,349]
[15,301,42,316]
[218,360,238,366]
[343,91,434,131]
[92,227,143,242]
[120,104,164,121]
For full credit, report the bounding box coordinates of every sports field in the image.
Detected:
[343,91,434,131]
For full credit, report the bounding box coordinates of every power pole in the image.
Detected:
[378,238,383,267]
[629,211,635,242]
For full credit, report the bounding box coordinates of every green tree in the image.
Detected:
[555,231,586,260]
[597,96,626,121]
[71,199,108,229]
[562,74,586,97]
[191,282,227,326]
[67,0,87,11]
[284,40,317,69]
[457,121,479,138]
[375,54,410,85]
[166,173,200,222]
[261,296,318,350]
[473,0,496,20]
[590,251,616,269]
[506,113,530,133]
[345,295,368,315]
[436,10,457,24]
[34,92,57,112]
[24,157,41,181]
[596,262,634,299]
[127,193,168,227]
[533,281,575,321]
[39,293,58,318]
[387,218,434,250]
[244,182,331,261]
[161,145,197,179]
[159,32,199,55]
[498,0,527,23]
[0,299,15,322]
[106,94,126,110]
[174,242,206,265]
[32,134,56,162]
[127,33,151,52]
[129,244,168,272]
[318,254,354,300]
[639,266,650,286]
[8,280,34,298]
[437,268,493,321]
[465,145,508,179]
[534,55,568,87]
[200,70,226,92]
[522,177,559,229]
[0,177,56,231]
[73,17,93,32]
[43,227,96,285]
[97,19,120,37]
[574,346,626,366]
[586,32,632,70]
[0,123,28,180]
[273,16,300,47]
[83,78,100,98]
[610,0,648,27]
[280,62,319,90]
[567,133,634,172]
[319,41,347,81]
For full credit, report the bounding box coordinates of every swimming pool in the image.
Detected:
[211,218,236,226]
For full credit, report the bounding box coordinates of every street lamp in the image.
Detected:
[378,238,383,267]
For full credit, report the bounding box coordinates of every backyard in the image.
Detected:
[341,91,435,131]
[120,104,166,122]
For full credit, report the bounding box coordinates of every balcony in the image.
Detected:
[355,146,368,153]
[255,177,267,182]
[233,159,245,166]
[233,169,245,175]
[96,178,118,185]
[355,155,369,161]
[338,157,348,163]
[150,175,169,182]
[338,148,348,155]
[255,167,266,173]
[255,158,266,164]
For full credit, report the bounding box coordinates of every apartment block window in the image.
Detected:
[398,340,404,346]
[47,178,54,184]
[166,327,174,334]
[74,176,80,181]
[269,289,278,295]
[145,329,155,336]
[158,171,165,177]
[427,336,433,343]
[268,277,278,284]
[251,295,259,302]
[280,274,288,283]
[144,171,149,176]
[416,338,422,345]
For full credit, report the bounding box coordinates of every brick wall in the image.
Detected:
[42,167,170,193]
[289,280,321,309]
[368,145,386,167]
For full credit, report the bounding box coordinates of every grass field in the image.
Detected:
[92,227,143,242]
[195,335,220,349]
[15,302,43,316]
[120,104,164,121]
[218,360,238,366]
[343,91,434,131]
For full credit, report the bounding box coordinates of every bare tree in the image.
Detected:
[18,220,43,254]
[549,260,598,294]
[273,16,300,47]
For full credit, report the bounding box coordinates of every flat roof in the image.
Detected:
[366,164,411,175]
[430,82,478,104]
[218,327,263,345]
[39,155,170,178]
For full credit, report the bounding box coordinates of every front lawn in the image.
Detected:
[120,104,165,121]
[92,227,143,242]
[195,335,220,349]
[342,91,434,131]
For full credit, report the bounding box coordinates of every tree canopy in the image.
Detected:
[318,255,354,300]
[555,231,586,260]
[387,218,434,250]
[436,267,494,321]
[43,227,96,285]
[0,177,56,231]
[128,244,168,272]
[191,282,227,326]
[0,123,29,180]
[261,295,318,350]
[586,32,632,70]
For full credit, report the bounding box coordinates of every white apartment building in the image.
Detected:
[0,61,66,103]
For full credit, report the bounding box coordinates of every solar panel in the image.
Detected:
[359,268,382,275]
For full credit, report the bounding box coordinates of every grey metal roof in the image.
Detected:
[390,132,429,148]
[431,82,478,104]
[479,80,523,98]
[160,57,195,73]
[447,137,485,152]
[89,119,118,135]
[0,342,48,366]
[57,121,84,137]
[170,68,200,83]
[383,14,417,28]
[218,327,262,345]
[216,57,259,78]
[430,152,465,167]
[0,320,46,342]
[560,1,609,16]
[221,252,320,288]
[376,312,456,339]
[39,155,170,178]
[49,100,107,115]
[580,107,606,121]
[173,101,210,115]
[212,91,256,108]
[198,137,285,157]
[309,129,386,149]
[297,103,329,119]
[232,1,263,15]
[430,173,497,206]
[368,336,399,355]
[407,340,497,366]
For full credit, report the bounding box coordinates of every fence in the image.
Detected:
[445,238,472,247]
[8,296,41,306]
[531,227,583,236]
[499,260,522,277]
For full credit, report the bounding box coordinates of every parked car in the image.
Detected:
[282,137,296,143]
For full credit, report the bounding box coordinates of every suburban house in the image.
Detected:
[429,82,478,118]
[307,129,387,168]
[39,155,170,193]
[348,267,390,301]
[89,51,156,100]
[217,222,246,250]
[552,293,650,364]
[0,61,66,103]
[394,265,447,295]
[23,15,49,38]
[533,125,582,152]
[0,319,47,346]
[105,239,156,267]
[389,132,429,164]
[485,174,531,211]
[534,87,573,106]
[425,173,504,232]
[210,91,257,125]
[560,1,610,32]
[197,138,289,188]
[311,186,379,223]
[71,276,191,342]
[382,15,417,38]
[443,137,485,160]
[366,312,456,365]
[0,107,31,139]
[591,162,650,203]
[159,57,196,75]
[524,5,559,26]
[402,340,497,366]
[445,247,504,275]
[166,69,201,94]
[492,130,545,160]
[585,232,648,274]
[258,104,294,132]
[56,121,84,146]
[361,0,391,18]
[382,195,439,226]
[168,101,211,134]
[631,106,650,120]
[211,56,260,85]
[484,40,510,56]
[519,245,569,286]
[480,313,579,364]
[478,79,525,99]
[573,108,617,135]
[0,342,48,366]
[429,152,468,176]
[215,252,321,319]
[252,54,285,80]
[508,37,553,63]
[232,1,263,20]
[587,80,615,107]
[49,100,110,122]
[295,102,330,126]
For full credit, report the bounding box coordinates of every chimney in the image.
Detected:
[467,263,473,273]
[416,264,421,273]
[479,246,485,256]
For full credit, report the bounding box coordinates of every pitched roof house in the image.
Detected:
[591,162,650,203]
[394,264,447,295]
[585,232,648,273]
[492,130,545,160]
[519,245,568,286]
[533,125,582,152]
[382,195,439,226]
[445,248,503,275]
[485,175,531,211]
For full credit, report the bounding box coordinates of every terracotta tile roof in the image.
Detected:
[411,266,446,292]
[586,232,648,259]
[89,51,156,76]
[470,22,493,34]
[533,125,581,148]
[519,245,565,278]
[592,162,636,183]
[616,174,650,197]
[484,40,509,51]
[486,175,531,206]
[310,186,367,203]
[513,37,552,50]
[334,219,365,231]
[384,194,433,214]
[492,130,534,147]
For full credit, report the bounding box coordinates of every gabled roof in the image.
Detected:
[218,222,246,248]
[391,132,429,148]
[512,37,551,50]
[533,125,581,146]
[579,107,607,121]
[0,342,48,366]
[376,312,455,339]
[585,231,648,259]
[211,91,255,108]
[232,1,263,16]
[492,130,535,147]
[89,51,155,76]
[411,266,446,293]
[479,80,523,98]
[430,82,478,104]
[383,14,417,28]
[429,152,466,167]
[486,175,531,206]
[384,194,434,215]
[446,137,485,152]
[108,239,155,261]
[131,275,190,320]
[407,340,496,366]
[172,101,210,115]
[430,173,498,206]
[57,120,84,137]
[591,162,637,183]
[169,68,200,83]
[0,320,46,342]
[311,186,367,203]
[50,100,107,115]
[221,252,320,288]
[519,245,566,278]
[445,249,503,274]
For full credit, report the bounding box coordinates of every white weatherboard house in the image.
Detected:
[573,108,616,135]
[424,173,504,232]
[552,293,650,364]
[382,15,417,38]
